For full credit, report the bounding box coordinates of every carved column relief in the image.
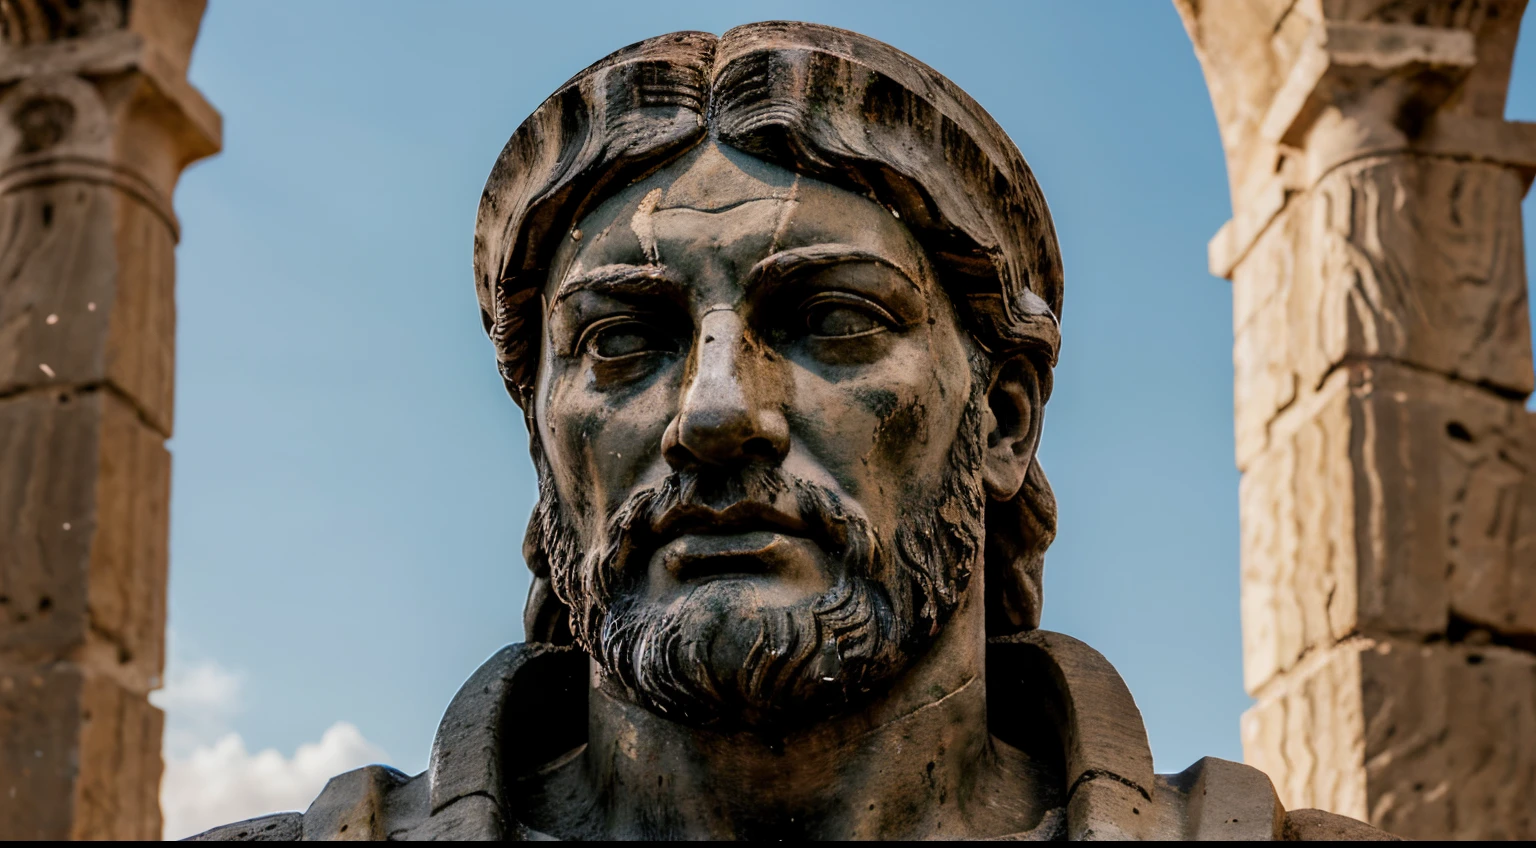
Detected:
[1178,0,1536,839]
[0,0,218,839]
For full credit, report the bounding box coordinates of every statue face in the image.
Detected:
[530,141,992,729]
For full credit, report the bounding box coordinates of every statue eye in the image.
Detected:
[802,295,892,338]
[583,319,675,359]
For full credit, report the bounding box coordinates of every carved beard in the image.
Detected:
[529,392,987,732]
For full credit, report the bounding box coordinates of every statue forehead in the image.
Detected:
[649,141,797,211]
[550,141,929,284]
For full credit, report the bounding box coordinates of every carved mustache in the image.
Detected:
[594,464,867,590]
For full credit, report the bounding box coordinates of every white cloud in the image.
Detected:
[160,722,387,840]
[154,639,388,840]
[153,657,243,760]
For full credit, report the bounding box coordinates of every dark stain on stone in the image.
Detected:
[14,96,74,154]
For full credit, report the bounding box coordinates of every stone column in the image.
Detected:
[0,0,217,839]
[1176,0,1536,839]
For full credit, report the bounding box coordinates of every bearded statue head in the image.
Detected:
[473,21,1062,733]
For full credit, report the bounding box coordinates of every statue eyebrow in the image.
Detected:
[551,246,917,307]
[746,244,921,293]
[550,264,685,306]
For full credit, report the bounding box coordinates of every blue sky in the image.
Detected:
[158,1,1536,829]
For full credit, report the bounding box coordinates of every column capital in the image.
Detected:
[1183,2,1536,279]
[0,0,221,237]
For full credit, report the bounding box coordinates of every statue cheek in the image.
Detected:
[595,409,669,492]
[538,378,602,498]
[540,412,597,510]
[854,347,951,462]
[871,395,933,460]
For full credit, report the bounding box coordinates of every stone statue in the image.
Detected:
[193,23,1392,841]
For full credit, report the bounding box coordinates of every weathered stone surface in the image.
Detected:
[71,661,165,838]
[186,813,305,842]
[1313,157,1531,392]
[0,183,121,407]
[1242,640,1370,821]
[1174,755,1285,840]
[1244,638,1536,840]
[0,80,191,435]
[1261,22,1476,150]
[0,662,82,840]
[0,387,170,684]
[0,390,99,660]
[0,662,163,840]
[1240,363,1533,692]
[1181,0,1529,232]
[1173,0,1309,201]
[1233,155,1533,470]
[1230,196,1305,467]
[1317,1,1525,121]
[1282,807,1402,841]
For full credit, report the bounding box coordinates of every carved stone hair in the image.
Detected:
[473,21,1063,634]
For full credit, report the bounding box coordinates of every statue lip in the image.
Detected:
[652,501,813,544]
[648,503,830,588]
[658,531,816,584]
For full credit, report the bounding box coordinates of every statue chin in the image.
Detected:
[596,574,910,732]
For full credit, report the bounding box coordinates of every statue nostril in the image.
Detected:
[663,440,699,470]
[741,436,779,461]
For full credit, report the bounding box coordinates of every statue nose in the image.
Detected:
[663,309,790,470]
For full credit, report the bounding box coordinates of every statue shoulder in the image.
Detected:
[990,632,1395,841]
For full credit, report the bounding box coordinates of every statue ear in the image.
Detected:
[981,356,1043,502]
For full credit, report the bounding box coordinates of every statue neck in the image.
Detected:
[571,590,1046,839]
